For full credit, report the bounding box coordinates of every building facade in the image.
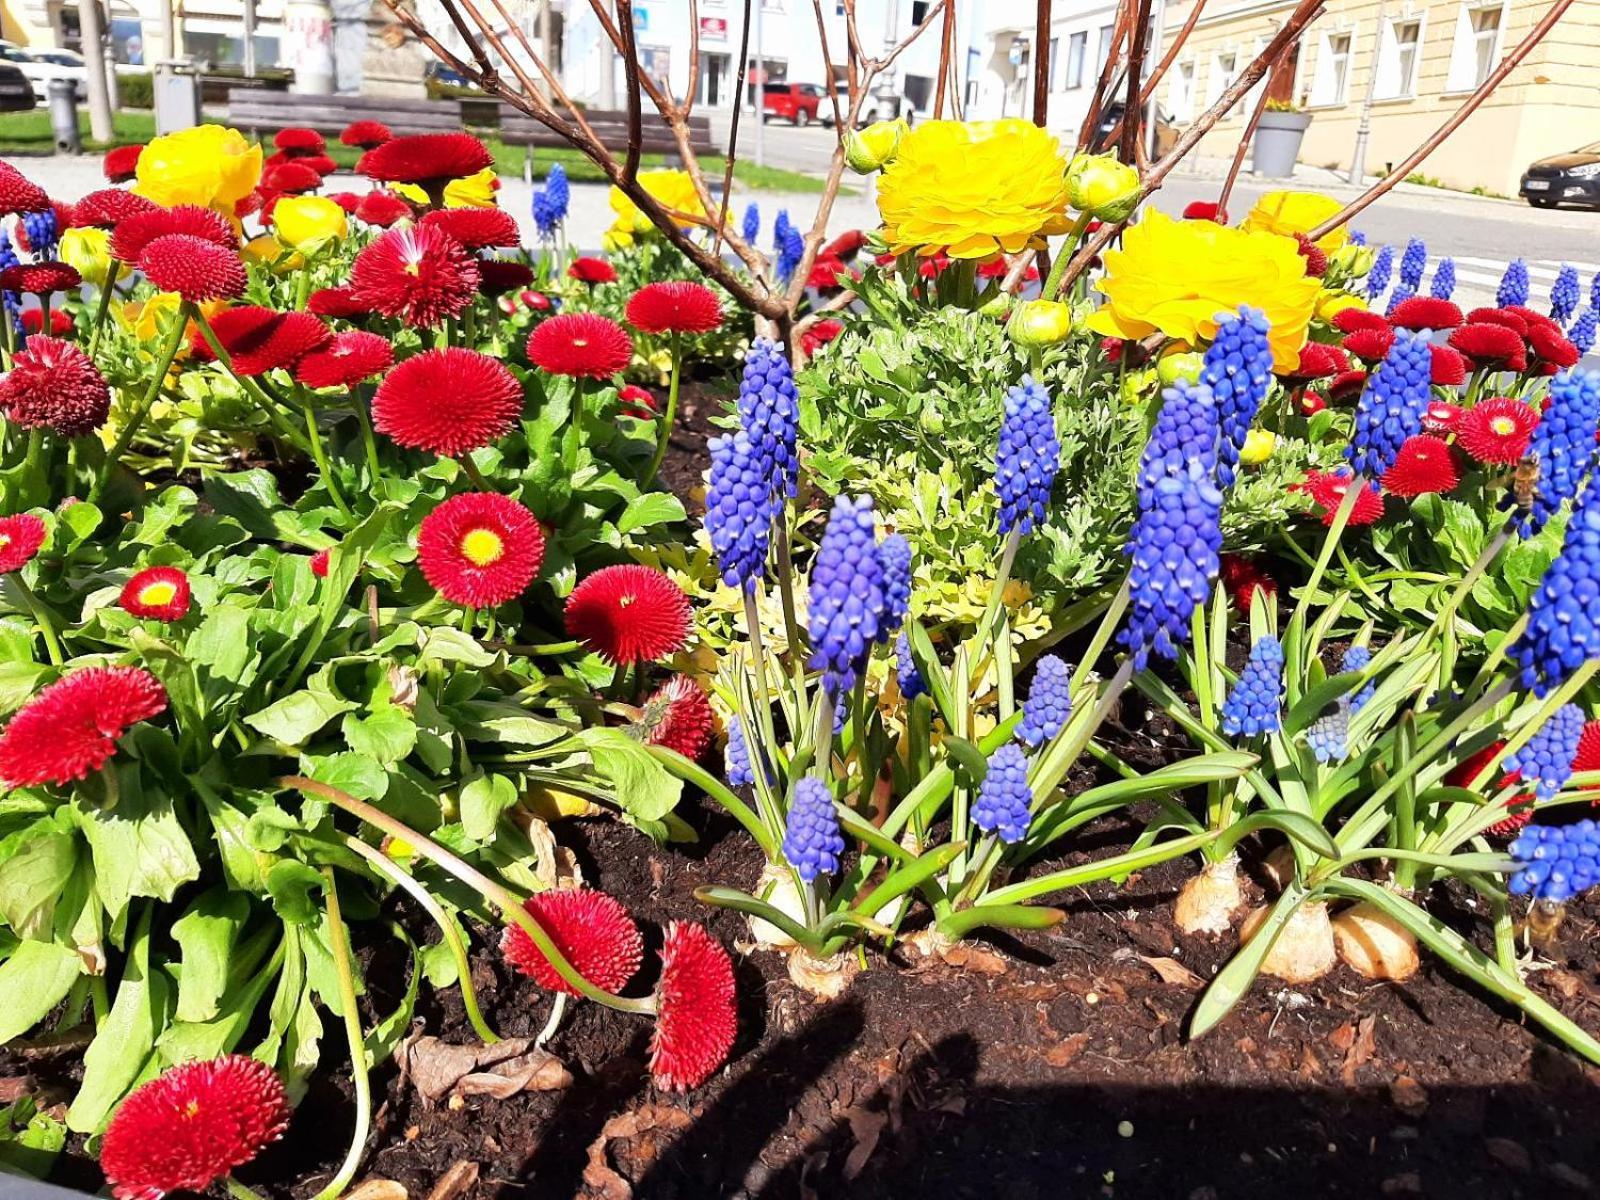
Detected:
[1157,0,1600,197]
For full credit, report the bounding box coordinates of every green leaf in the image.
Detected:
[1283,670,1366,737]
[460,773,518,842]
[578,726,682,823]
[937,903,1065,939]
[203,470,293,540]
[68,910,169,1133]
[615,491,686,534]
[267,860,325,925]
[76,776,201,920]
[0,1094,67,1177]
[307,752,389,801]
[693,885,820,953]
[454,700,566,747]
[171,889,249,1023]
[342,707,417,765]
[188,604,255,690]
[1219,810,1339,860]
[0,817,76,939]
[0,939,81,1043]
[246,688,357,746]
[942,737,989,786]
[0,661,50,717]
[419,626,495,668]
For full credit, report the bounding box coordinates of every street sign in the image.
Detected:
[700,16,727,40]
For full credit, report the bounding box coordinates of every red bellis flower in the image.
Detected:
[341,120,392,149]
[354,189,413,228]
[274,126,326,154]
[417,491,545,609]
[0,261,80,295]
[501,888,645,995]
[1381,436,1460,498]
[102,143,144,183]
[371,347,522,456]
[0,160,50,214]
[564,564,691,665]
[1456,397,1539,464]
[111,204,234,264]
[20,308,73,336]
[192,307,332,376]
[1388,296,1464,332]
[1219,554,1277,615]
[139,235,247,304]
[119,566,192,622]
[568,256,618,284]
[650,921,738,1091]
[294,330,394,390]
[71,187,158,229]
[478,259,536,297]
[626,281,724,336]
[0,666,167,787]
[639,675,716,760]
[421,206,521,251]
[526,312,634,379]
[1300,470,1385,526]
[357,132,493,188]
[0,513,47,574]
[350,224,480,327]
[1,335,111,436]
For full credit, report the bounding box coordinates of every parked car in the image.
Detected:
[820,84,916,127]
[1520,143,1600,209]
[1087,100,1180,156]
[0,62,34,111]
[0,41,85,101]
[762,82,827,126]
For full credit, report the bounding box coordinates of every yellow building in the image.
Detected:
[1156,0,1600,198]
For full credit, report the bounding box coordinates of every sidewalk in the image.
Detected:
[1168,151,1521,210]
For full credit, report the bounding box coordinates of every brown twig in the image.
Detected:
[1077,0,1130,149]
[614,0,645,183]
[814,0,846,130]
[1308,0,1579,239]
[936,0,956,118]
[1215,60,1278,221]
[714,0,757,260]
[1032,0,1053,126]
[1118,0,1152,162]
[682,0,701,117]
[1139,0,1206,106]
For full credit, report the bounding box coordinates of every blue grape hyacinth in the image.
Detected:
[1498,258,1531,308]
[1506,704,1586,802]
[1347,328,1434,480]
[1515,481,1600,697]
[0,230,19,333]
[1349,230,1367,246]
[1307,704,1350,764]
[1552,263,1582,326]
[726,716,757,788]
[1202,306,1273,489]
[1365,244,1394,303]
[704,430,776,590]
[774,209,804,283]
[22,208,57,258]
[1137,379,1220,497]
[532,162,569,238]
[1385,284,1416,316]
[1518,369,1600,534]
[1592,271,1600,315]
[807,495,888,695]
[1571,308,1598,356]
[974,744,1032,844]
[995,376,1060,537]
[1430,258,1456,301]
[1399,238,1427,291]
[1342,644,1376,711]
[896,631,925,700]
[1019,655,1072,747]
[742,201,761,244]
[783,776,845,883]
[879,534,912,636]
[1509,821,1600,902]
[737,338,800,498]
[1221,636,1284,737]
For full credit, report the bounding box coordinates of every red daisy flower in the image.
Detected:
[417,491,545,608]
[0,666,167,787]
[110,204,234,264]
[564,564,690,665]
[873,252,897,267]
[1430,343,1467,387]
[1,335,110,436]
[619,383,658,420]
[640,675,716,760]
[20,308,73,336]
[71,187,159,229]
[650,921,737,1091]
[120,566,192,621]
[800,318,845,357]
[274,126,326,154]
[350,224,480,328]
[310,547,331,578]
[1448,321,1527,371]
[308,285,373,319]
[192,308,332,377]
[1182,200,1223,221]
[1301,470,1385,526]
[568,256,618,284]
[1341,326,1395,362]
[976,255,1039,284]
[1331,307,1389,335]
[519,289,552,312]
[526,312,634,379]
[1381,435,1460,498]
[294,330,394,390]
[1423,401,1463,432]
[1456,397,1539,464]
[917,250,953,280]
[1388,296,1464,332]
[823,228,867,259]
[1293,234,1327,278]
[421,207,521,250]
[327,191,362,214]
[1327,368,1368,405]
[1529,322,1581,371]
[1299,391,1327,416]
[298,154,341,178]
[1572,720,1600,775]
[1503,305,1561,336]
[100,1054,290,1200]
[0,513,46,573]
[1443,739,1535,836]
[357,132,493,187]
[1219,554,1277,615]
[341,120,392,149]
[0,161,49,215]
[1485,801,1536,838]
[1279,341,1347,383]
[807,255,849,291]
[139,235,246,303]
[234,190,265,220]
[625,281,724,336]
[102,143,144,183]
[478,259,535,296]
[372,347,522,455]
[353,189,414,228]
[261,161,323,195]
[0,262,80,295]
[501,888,644,995]
[1466,307,1529,336]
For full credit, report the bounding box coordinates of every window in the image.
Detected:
[1049,37,1060,90]
[1066,31,1087,88]
[1169,58,1195,119]
[1447,2,1502,90]
[1308,31,1351,106]
[1207,49,1237,106]
[1097,24,1114,71]
[1375,17,1422,99]
[911,1,929,26]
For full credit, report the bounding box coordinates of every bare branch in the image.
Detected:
[1077,0,1130,149]
[1216,64,1277,221]
[812,0,846,134]
[713,0,756,261]
[585,0,673,112]
[1031,0,1052,126]
[1119,0,1152,163]
[1140,0,1206,107]
[612,0,646,182]
[936,0,957,119]
[478,0,604,144]
[682,0,701,117]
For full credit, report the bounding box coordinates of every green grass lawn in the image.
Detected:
[0,108,829,192]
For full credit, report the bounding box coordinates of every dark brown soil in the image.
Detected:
[653,380,726,507]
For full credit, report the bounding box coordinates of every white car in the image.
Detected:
[0,42,86,102]
[821,83,915,127]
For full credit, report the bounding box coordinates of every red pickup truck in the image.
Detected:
[762,82,828,126]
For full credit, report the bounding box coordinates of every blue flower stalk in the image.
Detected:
[742,201,761,245]
[1399,238,1427,291]
[1342,644,1376,711]
[774,210,804,284]
[1571,308,1598,357]
[1510,820,1600,903]
[1349,230,1367,247]
[1517,369,1600,534]
[782,776,846,885]
[1347,328,1434,480]
[996,376,1061,539]
[1515,479,1600,697]
[895,631,925,700]
[1221,636,1284,737]
[1592,271,1600,315]
[735,337,803,654]
[1019,655,1072,747]
[531,162,569,241]
[1385,284,1416,316]
[1307,704,1350,764]
[974,744,1033,844]
[704,429,776,591]
[1498,258,1530,308]
[1506,704,1586,801]
[1552,264,1581,326]
[1202,306,1273,489]
[1365,244,1394,303]
[1430,258,1456,301]
[879,534,912,637]
[726,715,759,787]
[807,495,888,698]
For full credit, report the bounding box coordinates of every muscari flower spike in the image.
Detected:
[1515,479,1600,697]
[1498,258,1531,308]
[737,337,800,499]
[896,631,925,700]
[725,715,758,788]
[807,495,888,695]
[1510,820,1600,902]
[974,743,1032,844]
[995,375,1060,537]
[1506,703,1586,802]
[1202,306,1273,489]
[1221,636,1284,737]
[1571,308,1598,357]
[1430,258,1456,301]
[22,208,58,258]
[1347,327,1433,480]
[783,776,846,883]
[1349,230,1367,247]
[1365,244,1394,302]
[1307,703,1350,764]
[1516,369,1600,534]
[742,201,761,244]
[1399,238,1427,291]
[879,533,912,636]
[1018,655,1071,747]
[0,230,19,333]
[704,429,776,590]
[1342,644,1377,710]
[774,209,804,284]
[1552,263,1582,326]
[1385,283,1416,316]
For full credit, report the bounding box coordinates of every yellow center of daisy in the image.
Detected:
[460,528,504,566]
[573,337,589,348]
[618,592,635,608]
[183,1099,201,1119]
[139,581,178,607]
[0,535,11,550]
[1491,416,1517,435]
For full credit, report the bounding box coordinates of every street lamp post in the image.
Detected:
[1348,0,1388,185]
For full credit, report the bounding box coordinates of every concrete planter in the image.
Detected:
[1252,110,1313,179]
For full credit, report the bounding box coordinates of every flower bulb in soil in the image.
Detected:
[1260,844,1297,893]
[786,946,859,999]
[1240,901,1337,984]
[1174,855,1246,936]
[748,861,805,951]
[1331,901,1419,981]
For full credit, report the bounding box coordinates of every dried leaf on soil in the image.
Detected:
[840,1106,888,1180]
[582,1104,694,1200]
[424,1161,480,1200]
[938,942,1009,975]
[1135,954,1204,989]
[1045,1033,1090,1068]
[345,1180,408,1200]
[400,1033,572,1104]
[1340,1015,1378,1085]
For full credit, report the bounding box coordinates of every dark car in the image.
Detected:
[0,63,34,111]
[1088,101,1178,156]
[1521,143,1600,209]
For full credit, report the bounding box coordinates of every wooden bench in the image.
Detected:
[226,90,466,144]
[496,106,720,181]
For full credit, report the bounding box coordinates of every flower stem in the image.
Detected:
[459,454,496,493]
[88,262,121,358]
[89,299,193,504]
[644,332,681,487]
[9,575,62,667]
[190,308,306,449]
[315,867,371,1200]
[224,1176,271,1200]
[351,396,382,481]
[295,385,352,519]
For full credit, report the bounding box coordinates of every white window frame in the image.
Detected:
[1096,23,1114,73]
[1065,29,1087,89]
[1308,27,1353,108]
[1049,36,1060,91]
[1206,47,1238,108]
[1374,13,1426,101]
[1169,57,1195,119]
[1446,0,1506,93]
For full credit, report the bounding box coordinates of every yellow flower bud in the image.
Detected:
[845,118,909,174]
[272,194,348,254]
[1119,368,1158,406]
[1328,243,1375,280]
[1316,291,1366,323]
[444,167,500,209]
[1010,299,1074,348]
[979,289,1014,319]
[1065,152,1142,222]
[59,226,112,286]
[1240,429,1276,465]
[1157,350,1204,386]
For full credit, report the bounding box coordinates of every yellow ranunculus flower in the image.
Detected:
[1241,190,1348,254]
[398,167,501,210]
[1010,299,1074,347]
[134,124,262,212]
[1240,429,1276,465]
[243,234,305,273]
[272,195,347,254]
[120,292,228,354]
[1088,210,1321,372]
[606,169,708,247]
[877,119,1074,259]
[59,226,112,286]
[1065,152,1141,222]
